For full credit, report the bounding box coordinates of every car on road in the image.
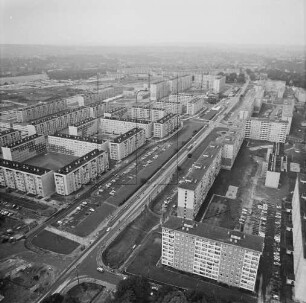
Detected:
[97,267,104,273]
[106,227,111,232]
[89,208,95,212]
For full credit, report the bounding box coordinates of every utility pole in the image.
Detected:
[97,73,99,93]
[200,72,203,91]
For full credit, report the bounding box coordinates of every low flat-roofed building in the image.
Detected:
[177,143,222,220]
[100,116,152,138]
[2,134,47,162]
[68,117,99,137]
[153,114,180,138]
[291,173,306,302]
[109,128,146,161]
[162,216,264,291]
[0,129,21,149]
[47,133,108,157]
[0,159,55,197]
[54,149,109,195]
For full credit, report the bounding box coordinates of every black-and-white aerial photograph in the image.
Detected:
[0,0,305,302]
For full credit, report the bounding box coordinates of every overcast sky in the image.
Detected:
[0,0,305,46]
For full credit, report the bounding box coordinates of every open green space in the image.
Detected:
[66,282,104,303]
[102,209,159,269]
[32,229,79,254]
[23,152,78,171]
[127,232,256,303]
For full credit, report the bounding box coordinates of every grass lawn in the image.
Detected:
[23,152,78,171]
[102,209,159,269]
[67,283,104,303]
[32,229,79,254]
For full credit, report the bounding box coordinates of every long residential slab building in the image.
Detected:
[162,217,264,292]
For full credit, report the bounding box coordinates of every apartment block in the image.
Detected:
[291,174,306,303]
[2,134,47,162]
[154,101,183,115]
[100,117,152,138]
[54,149,108,195]
[83,86,121,105]
[68,117,99,137]
[104,107,127,118]
[0,159,55,197]
[87,101,108,118]
[150,80,170,101]
[153,114,180,138]
[0,129,21,149]
[47,134,108,157]
[109,128,146,161]
[245,119,288,143]
[193,74,226,93]
[162,217,264,292]
[187,97,204,115]
[16,99,68,123]
[129,106,166,122]
[168,75,192,94]
[27,106,90,135]
[177,143,222,220]
[294,88,306,103]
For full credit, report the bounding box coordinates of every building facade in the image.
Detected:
[54,149,109,195]
[16,99,68,123]
[68,117,99,137]
[187,97,204,115]
[154,101,183,115]
[2,134,47,162]
[150,80,170,101]
[153,114,180,138]
[109,128,146,161]
[0,129,21,149]
[100,117,152,138]
[47,134,108,157]
[0,159,55,197]
[162,217,264,292]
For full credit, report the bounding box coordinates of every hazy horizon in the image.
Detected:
[1,0,305,47]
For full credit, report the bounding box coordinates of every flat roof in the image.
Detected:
[0,158,50,175]
[179,143,222,191]
[105,106,126,113]
[155,113,178,124]
[5,134,44,148]
[163,216,264,252]
[0,128,19,136]
[30,106,88,125]
[112,127,144,143]
[100,116,151,124]
[70,117,97,127]
[297,173,306,259]
[48,133,105,144]
[56,149,106,174]
[188,97,203,104]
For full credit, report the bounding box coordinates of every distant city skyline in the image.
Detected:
[0,0,305,46]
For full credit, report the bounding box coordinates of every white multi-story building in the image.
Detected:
[0,159,55,197]
[104,107,127,118]
[193,74,226,93]
[47,134,108,157]
[83,86,122,105]
[245,119,288,143]
[153,114,180,138]
[162,217,264,292]
[109,128,146,161]
[154,101,183,115]
[68,117,99,137]
[87,101,108,118]
[16,99,68,123]
[2,134,47,162]
[129,106,166,122]
[27,106,91,136]
[150,80,170,101]
[187,97,204,115]
[291,173,306,303]
[0,129,21,149]
[177,143,222,220]
[294,88,306,103]
[100,117,152,138]
[54,149,109,196]
[168,75,192,93]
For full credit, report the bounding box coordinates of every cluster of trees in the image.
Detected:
[245,69,256,81]
[41,293,79,303]
[46,69,104,81]
[266,69,306,89]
